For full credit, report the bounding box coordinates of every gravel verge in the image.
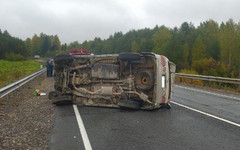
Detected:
[0,73,55,150]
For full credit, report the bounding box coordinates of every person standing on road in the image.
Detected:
[49,60,53,77]
[46,60,51,77]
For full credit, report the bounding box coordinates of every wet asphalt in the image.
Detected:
[48,85,240,150]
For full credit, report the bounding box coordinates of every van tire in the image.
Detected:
[118,52,142,61]
[135,71,154,91]
[54,54,74,65]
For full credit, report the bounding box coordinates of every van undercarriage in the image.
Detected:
[49,52,175,110]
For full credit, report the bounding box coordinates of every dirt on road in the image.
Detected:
[0,73,55,150]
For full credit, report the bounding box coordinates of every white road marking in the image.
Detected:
[174,85,240,101]
[171,101,240,127]
[73,105,92,150]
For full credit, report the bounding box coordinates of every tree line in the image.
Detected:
[0,31,62,60]
[0,19,240,78]
[75,19,240,78]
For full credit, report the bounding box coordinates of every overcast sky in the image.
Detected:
[0,0,239,44]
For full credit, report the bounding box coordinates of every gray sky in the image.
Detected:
[0,0,239,44]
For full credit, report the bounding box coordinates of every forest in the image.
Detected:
[0,19,240,78]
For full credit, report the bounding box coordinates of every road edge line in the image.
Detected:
[171,101,240,127]
[174,85,240,101]
[73,105,92,150]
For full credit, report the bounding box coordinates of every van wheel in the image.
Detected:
[118,52,142,61]
[135,71,154,91]
[54,54,74,65]
[118,99,141,109]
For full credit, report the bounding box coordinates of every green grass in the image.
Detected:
[0,59,44,87]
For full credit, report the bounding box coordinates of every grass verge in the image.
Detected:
[0,59,44,87]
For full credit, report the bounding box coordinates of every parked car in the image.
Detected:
[49,52,176,110]
[34,55,40,59]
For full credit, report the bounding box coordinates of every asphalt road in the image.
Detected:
[48,85,240,150]
[173,85,240,124]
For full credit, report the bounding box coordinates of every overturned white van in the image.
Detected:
[49,52,176,110]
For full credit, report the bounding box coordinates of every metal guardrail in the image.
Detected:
[0,68,46,99]
[175,73,240,85]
